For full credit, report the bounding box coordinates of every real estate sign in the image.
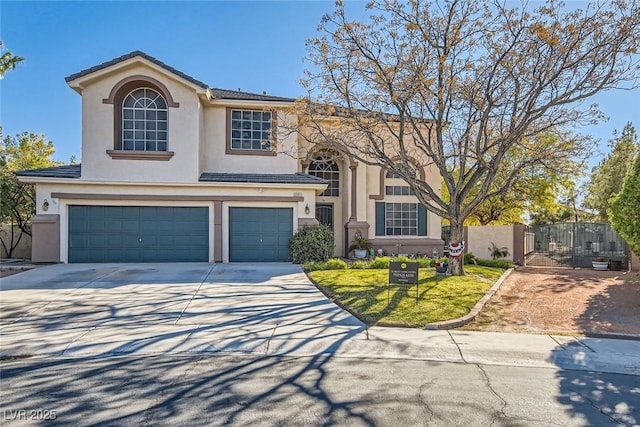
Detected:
[389,261,419,284]
[388,261,419,305]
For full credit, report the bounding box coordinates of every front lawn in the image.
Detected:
[308,265,504,327]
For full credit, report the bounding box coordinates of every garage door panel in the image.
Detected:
[68,206,208,263]
[229,207,292,262]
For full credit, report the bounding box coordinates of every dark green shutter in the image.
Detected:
[418,204,428,236]
[375,202,386,236]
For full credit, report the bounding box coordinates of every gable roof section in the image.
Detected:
[65,50,209,89]
[199,172,326,185]
[65,51,295,103]
[15,164,81,179]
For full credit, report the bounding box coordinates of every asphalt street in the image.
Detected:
[1,353,638,426]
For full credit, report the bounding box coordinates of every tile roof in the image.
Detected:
[208,87,294,102]
[199,172,327,185]
[15,164,81,179]
[65,50,209,89]
[65,51,295,103]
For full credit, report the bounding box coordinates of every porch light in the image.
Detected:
[42,199,49,212]
[304,203,310,215]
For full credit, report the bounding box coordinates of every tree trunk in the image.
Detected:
[449,221,465,276]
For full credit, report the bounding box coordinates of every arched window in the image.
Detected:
[385,166,416,196]
[309,154,340,197]
[122,88,168,151]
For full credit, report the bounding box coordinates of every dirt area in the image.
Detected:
[0,267,31,278]
[462,267,640,336]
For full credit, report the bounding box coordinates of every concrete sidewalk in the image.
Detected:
[2,320,640,376]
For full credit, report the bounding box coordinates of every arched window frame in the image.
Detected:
[309,153,340,197]
[121,87,168,152]
[103,75,178,160]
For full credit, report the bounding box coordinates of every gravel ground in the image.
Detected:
[462,266,640,336]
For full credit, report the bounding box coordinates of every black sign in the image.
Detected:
[389,261,419,285]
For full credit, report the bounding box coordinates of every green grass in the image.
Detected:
[308,265,504,327]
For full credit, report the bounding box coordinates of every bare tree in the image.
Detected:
[296,0,640,275]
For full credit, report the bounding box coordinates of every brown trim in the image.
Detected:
[51,193,304,202]
[106,76,178,152]
[349,163,358,220]
[213,201,223,262]
[106,150,175,160]
[369,156,428,200]
[102,75,179,107]
[225,107,278,156]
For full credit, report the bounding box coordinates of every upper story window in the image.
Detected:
[385,169,415,196]
[227,109,274,155]
[122,88,168,151]
[103,75,177,160]
[309,154,340,197]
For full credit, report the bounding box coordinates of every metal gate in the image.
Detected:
[525,222,630,269]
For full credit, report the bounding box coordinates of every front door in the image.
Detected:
[315,203,333,228]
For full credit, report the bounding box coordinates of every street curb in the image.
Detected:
[423,268,514,330]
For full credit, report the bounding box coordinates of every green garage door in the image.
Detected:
[68,206,209,263]
[229,207,292,262]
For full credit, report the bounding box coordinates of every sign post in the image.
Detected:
[388,261,419,305]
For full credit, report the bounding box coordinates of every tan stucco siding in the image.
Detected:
[201,107,298,174]
[79,65,201,183]
[466,225,515,261]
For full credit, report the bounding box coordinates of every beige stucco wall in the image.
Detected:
[79,65,202,183]
[467,225,515,261]
[0,226,32,259]
[200,107,298,174]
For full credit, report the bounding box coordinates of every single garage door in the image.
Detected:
[229,207,292,262]
[68,206,209,263]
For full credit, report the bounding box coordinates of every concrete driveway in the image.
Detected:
[0,263,365,358]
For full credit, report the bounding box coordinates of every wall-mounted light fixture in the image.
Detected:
[42,199,49,212]
[304,203,310,215]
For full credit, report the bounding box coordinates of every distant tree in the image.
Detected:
[0,40,24,78]
[297,0,640,274]
[609,153,640,256]
[0,129,61,257]
[583,123,639,222]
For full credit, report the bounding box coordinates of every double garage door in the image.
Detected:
[68,206,292,263]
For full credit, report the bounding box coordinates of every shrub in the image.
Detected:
[488,242,510,260]
[289,225,334,264]
[475,258,514,269]
[350,260,369,269]
[369,256,391,269]
[464,252,477,265]
[416,257,435,268]
[324,258,349,270]
[303,261,327,271]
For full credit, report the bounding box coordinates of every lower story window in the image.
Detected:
[375,201,427,236]
[385,203,417,236]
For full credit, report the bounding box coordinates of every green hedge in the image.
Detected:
[289,225,334,264]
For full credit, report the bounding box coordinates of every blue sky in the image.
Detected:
[1,1,637,169]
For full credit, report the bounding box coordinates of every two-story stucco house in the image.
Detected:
[17,51,443,263]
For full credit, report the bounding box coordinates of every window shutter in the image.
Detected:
[375,202,386,236]
[418,204,428,236]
